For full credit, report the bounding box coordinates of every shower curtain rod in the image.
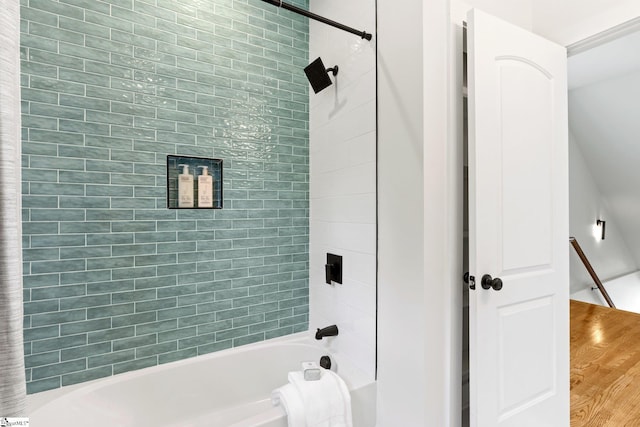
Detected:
[259,0,372,41]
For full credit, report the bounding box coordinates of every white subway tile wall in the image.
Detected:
[308,0,376,380]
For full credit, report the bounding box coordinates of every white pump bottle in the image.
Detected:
[178,164,194,208]
[197,166,213,208]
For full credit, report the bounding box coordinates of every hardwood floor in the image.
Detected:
[571,300,640,426]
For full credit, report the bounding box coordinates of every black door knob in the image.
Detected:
[481,274,503,291]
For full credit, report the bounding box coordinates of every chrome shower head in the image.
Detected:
[304,57,338,94]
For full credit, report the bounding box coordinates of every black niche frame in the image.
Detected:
[166,155,223,209]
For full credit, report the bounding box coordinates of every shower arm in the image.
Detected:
[259,0,372,41]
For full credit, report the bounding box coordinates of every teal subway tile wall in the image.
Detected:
[20,0,309,393]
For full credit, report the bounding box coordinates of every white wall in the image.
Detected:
[532,0,640,46]
[568,132,637,294]
[452,0,533,30]
[568,69,640,268]
[377,0,460,424]
[308,0,377,381]
[376,0,426,424]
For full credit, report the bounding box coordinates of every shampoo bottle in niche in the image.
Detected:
[178,164,194,208]
[197,166,213,208]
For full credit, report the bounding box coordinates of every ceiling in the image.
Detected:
[569,28,640,264]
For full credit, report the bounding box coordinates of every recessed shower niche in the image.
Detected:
[167,155,223,209]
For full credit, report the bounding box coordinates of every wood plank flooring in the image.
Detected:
[571,300,640,426]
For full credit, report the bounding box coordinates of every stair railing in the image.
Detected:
[570,237,615,308]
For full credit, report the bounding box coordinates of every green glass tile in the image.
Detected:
[25,351,60,369]
[111,289,156,304]
[32,333,87,354]
[111,6,155,26]
[112,243,157,257]
[234,277,266,289]
[156,306,196,321]
[23,247,59,262]
[84,10,132,32]
[216,326,247,341]
[197,339,232,355]
[247,246,278,257]
[31,309,86,327]
[88,281,135,297]
[156,0,196,17]
[232,313,263,328]
[60,269,112,285]
[178,332,214,349]
[133,254,176,267]
[31,259,85,275]
[157,283,196,298]
[158,347,197,364]
[60,318,111,335]
[58,119,110,136]
[87,303,135,319]
[214,267,248,281]
[135,297,176,313]
[133,1,175,21]
[59,222,111,234]
[249,265,279,276]
[27,377,60,394]
[232,295,264,308]
[31,284,86,300]
[158,326,196,343]
[110,198,156,209]
[232,257,264,270]
[135,341,176,358]
[58,67,109,89]
[233,332,264,347]
[264,307,293,322]
[113,355,157,375]
[111,312,156,328]
[132,275,175,290]
[60,294,111,311]
[109,173,156,186]
[112,334,156,351]
[248,301,279,315]
[62,366,112,386]
[88,349,134,368]
[111,266,157,280]
[265,326,294,340]
[249,320,278,334]
[28,49,84,72]
[278,313,306,328]
[24,325,60,342]
[87,326,135,344]
[22,6,59,25]
[58,16,109,39]
[293,305,308,315]
[29,22,84,46]
[111,28,155,49]
[85,256,133,270]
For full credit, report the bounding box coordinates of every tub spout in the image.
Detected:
[315,325,338,340]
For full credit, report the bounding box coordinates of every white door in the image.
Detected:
[467,9,569,427]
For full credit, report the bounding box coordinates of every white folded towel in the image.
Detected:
[272,383,307,427]
[271,369,353,427]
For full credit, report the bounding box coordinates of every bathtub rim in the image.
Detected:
[27,331,373,416]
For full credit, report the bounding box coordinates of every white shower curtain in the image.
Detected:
[0,0,27,417]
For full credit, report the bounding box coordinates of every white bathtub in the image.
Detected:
[27,333,376,427]
[571,270,640,313]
